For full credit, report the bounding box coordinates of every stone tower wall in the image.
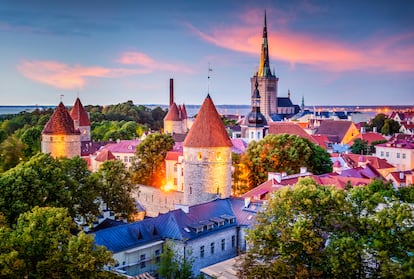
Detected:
[78,125,91,142]
[183,146,232,206]
[164,120,183,134]
[41,134,81,158]
[250,76,278,117]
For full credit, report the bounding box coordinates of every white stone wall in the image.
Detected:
[376,145,414,171]
[183,146,232,206]
[41,134,81,158]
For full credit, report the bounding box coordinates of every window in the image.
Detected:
[380,151,384,157]
[251,132,254,139]
[197,152,202,160]
[385,152,389,157]
[258,131,261,138]
[221,239,225,251]
[397,153,400,158]
[200,245,205,258]
[402,153,406,159]
[124,156,128,162]
[216,152,221,160]
[232,235,236,248]
[210,242,215,255]
[140,254,146,268]
[155,249,161,263]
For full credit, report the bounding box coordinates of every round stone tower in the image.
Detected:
[183,94,233,206]
[41,102,81,158]
[70,97,91,142]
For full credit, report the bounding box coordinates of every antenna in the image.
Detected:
[207,62,213,94]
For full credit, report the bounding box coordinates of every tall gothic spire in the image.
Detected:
[258,10,272,77]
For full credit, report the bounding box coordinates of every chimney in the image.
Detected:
[300,167,307,174]
[268,172,282,185]
[169,78,174,107]
[244,197,251,208]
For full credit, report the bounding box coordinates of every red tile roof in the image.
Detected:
[42,102,80,135]
[165,151,183,161]
[164,102,181,121]
[183,95,232,148]
[101,139,141,153]
[95,149,116,162]
[341,154,395,169]
[311,134,331,149]
[70,98,91,126]
[347,132,387,146]
[268,122,318,144]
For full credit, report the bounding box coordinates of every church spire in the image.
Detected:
[258,10,272,77]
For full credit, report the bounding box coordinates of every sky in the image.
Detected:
[0,0,413,107]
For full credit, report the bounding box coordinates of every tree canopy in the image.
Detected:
[239,134,332,190]
[131,133,174,187]
[0,207,118,279]
[238,179,414,278]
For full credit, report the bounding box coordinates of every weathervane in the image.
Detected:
[59,94,64,102]
[207,62,213,94]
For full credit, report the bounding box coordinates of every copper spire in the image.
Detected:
[258,10,272,77]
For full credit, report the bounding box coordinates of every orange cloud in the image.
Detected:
[17,60,144,89]
[189,12,414,73]
[117,51,194,74]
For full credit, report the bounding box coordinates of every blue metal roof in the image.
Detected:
[93,198,261,252]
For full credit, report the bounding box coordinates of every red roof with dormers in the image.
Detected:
[164,102,181,121]
[183,95,232,148]
[42,102,80,135]
[70,98,91,126]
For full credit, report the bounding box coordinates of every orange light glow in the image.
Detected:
[162,182,175,192]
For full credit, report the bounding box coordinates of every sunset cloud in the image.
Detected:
[117,51,194,74]
[188,10,414,73]
[17,51,194,90]
[17,60,144,90]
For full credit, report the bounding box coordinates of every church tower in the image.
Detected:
[250,10,279,118]
[246,77,268,142]
[41,102,81,158]
[183,94,233,206]
[70,97,91,142]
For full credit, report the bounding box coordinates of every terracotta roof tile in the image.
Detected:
[165,151,183,161]
[183,95,232,148]
[347,132,387,146]
[164,103,181,121]
[269,122,318,144]
[42,102,80,135]
[70,98,91,126]
[95,149,116,162]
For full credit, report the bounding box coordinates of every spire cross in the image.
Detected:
[207,63,213,94]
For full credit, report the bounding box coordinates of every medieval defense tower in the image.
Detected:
[183,94,233,206]
[70,97,91,142]
[250,11,279,118]
[41,102,81,158]
[164,79,188,134]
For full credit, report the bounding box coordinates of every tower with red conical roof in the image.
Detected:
[164,79,187,134]
[41,102,81,158]
[183,94,233,206]
[70,97,91,142]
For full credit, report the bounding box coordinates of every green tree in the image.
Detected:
[20,126,42,157]
[0,135,27,172]
[369,113,386,132]
[131,133,174,187]
[95,160,137,220]
[350,138,369,155]
[158,242,196,279]
[381,118,400,135]
[0,207,117,279]
[238,179,414,279]
[241,134,332,189]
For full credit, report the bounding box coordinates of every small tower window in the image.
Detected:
[197,152,202,161]
[216,152,221,160]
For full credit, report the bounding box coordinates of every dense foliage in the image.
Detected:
[367,113,400,135]
[0,207,118,279]
[238,179,414,278]
[0,153,136,226]
[131,133,174,187]
[237,134,332,191]
[157,242,197,279]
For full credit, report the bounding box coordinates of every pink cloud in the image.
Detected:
[188,10,414,73]
[117,51,194,74]
[17,60,144,90]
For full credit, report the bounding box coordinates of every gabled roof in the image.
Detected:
[315,120,356,143]
[268,122,319,144]
[164,102,181,121]
[95,149,116,162]
[231,138,248,154]
[42,102,80,135]
[347,132,387,146]
[165,151,182,161]
[70,98,90,126]
[101,139,141,154]
[311,134,332,149]
[184,95,232,148]
[341,154,395,169]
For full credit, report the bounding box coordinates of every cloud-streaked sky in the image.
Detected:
[1,0,413,106]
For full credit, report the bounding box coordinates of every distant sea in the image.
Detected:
[1,104,412,117]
